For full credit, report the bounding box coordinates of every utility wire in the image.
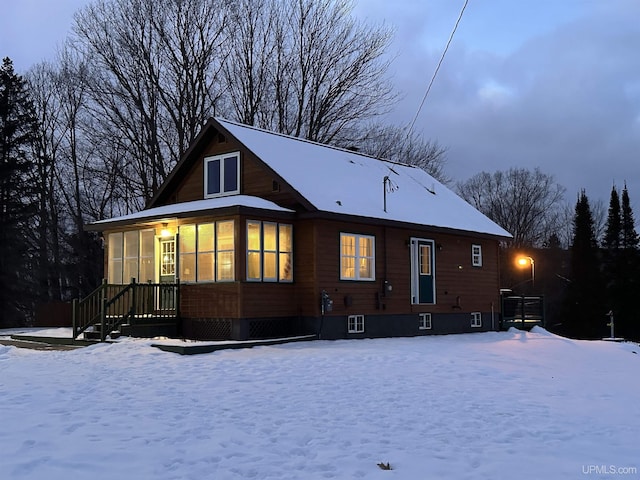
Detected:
[407,0,470,137]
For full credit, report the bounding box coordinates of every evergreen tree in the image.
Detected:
[563,191,605,338]
[619,185,640,339]
[0,57,38,326]
[602,186,623,334]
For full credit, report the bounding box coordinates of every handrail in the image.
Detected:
[73,278,180,340]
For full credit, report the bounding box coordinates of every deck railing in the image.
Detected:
[72,278,180,341]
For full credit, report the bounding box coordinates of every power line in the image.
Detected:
[407,0,470,137]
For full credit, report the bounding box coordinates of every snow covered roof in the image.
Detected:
[216,119,511,238]
[90,195,294,227]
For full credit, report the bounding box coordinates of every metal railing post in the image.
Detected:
[72,298,78,339]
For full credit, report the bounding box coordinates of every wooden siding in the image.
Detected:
[169,129,308,210]
[181,282,240,318]
[306,219,502,318]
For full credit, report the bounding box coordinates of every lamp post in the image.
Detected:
[516,256,535,289]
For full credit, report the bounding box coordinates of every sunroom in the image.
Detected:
[83,196,298,340]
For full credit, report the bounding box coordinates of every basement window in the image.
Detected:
[348,315,365,333]
[204,152,240,198]
[471,312,482,328]
[419,313,432,330]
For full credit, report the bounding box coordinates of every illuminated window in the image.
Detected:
[471,312,482,328]
[419,313,432,330]
[108,232,123,284]
[347,315,365,333]
[246,221,293,282]
[197,223,215,282]
[340,233,375,281]
[472,244,482,267]
[139,230,155,282]
[179,225,196,282]
[204,152,240,198]
[216,221,235,281]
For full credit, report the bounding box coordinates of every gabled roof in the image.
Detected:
[215,119,511,238]
[92,117,511,239]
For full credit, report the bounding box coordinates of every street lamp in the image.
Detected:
[516,256,535,288]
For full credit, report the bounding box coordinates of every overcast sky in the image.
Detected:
[2,0,640,207]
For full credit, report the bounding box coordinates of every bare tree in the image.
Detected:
[222,0,395,143]
[457,168,566,247]
[278,0,395,143]
[72,0,227,206]
[351,123,449,184]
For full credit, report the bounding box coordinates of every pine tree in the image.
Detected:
[602,186,622,334]
[563,191,605,338]
[0,57,38,326]
[619,185,640,339]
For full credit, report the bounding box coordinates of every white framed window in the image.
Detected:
[246,221,294,282]
[340,233,375,281]
[348,315,365,333]
[179,224,196,282]
[472,244,482,267]
[419,313,432,330]
[178,221,235,282]
[216,221,235,281]
[471,312,482,328]
[204,152,240,198]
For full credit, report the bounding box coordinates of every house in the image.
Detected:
[83,118,511,341]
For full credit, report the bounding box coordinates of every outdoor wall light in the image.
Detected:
[160,223,172,238]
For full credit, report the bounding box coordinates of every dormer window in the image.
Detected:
[204,152,240,198]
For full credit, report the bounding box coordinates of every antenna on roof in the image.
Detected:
[383,176,398,213]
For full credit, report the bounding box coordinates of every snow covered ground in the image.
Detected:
[0,327,638,479]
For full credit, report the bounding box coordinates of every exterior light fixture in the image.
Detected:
[160,223,172,238]
[516,255,535,288]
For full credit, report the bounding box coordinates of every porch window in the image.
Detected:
[216,220,235,281]
[178,221,235,282]
[108,232,123,283]
[179,225,196,282]
[246,221,293,282]
[340,233,375,281]
[139,230,155,282]
[197,223,215,281]
[472,244,482,267]
[108,230,156,284]
[204,152,240,198]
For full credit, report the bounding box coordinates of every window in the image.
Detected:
[179,222,234,282]
[348,315,365,333]
[340,233,375,281]
[179,225,196,282]
[204,152,240,198]
[197,223,215,282]
[108,232,123,283]
[139,230,155,282]
[216,221,235,281]
[471,312,482,328]
[472,244,482,267]
[419,313,432,330]
[246,221,293,282]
